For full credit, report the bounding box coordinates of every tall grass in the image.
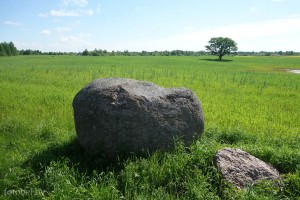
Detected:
[0,55,299,199]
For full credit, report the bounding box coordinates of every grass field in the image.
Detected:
[0,55,300,199]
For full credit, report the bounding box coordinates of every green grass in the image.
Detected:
[0,55,299,199]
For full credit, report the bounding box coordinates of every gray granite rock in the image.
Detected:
[72,78,204,158]
[214,148,280,188]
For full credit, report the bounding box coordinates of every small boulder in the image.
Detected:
[73,78,204,158]
[214,148,280,189]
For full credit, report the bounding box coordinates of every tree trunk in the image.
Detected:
[218,55,223,60]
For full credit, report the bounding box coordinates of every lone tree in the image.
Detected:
[205,37,237,60]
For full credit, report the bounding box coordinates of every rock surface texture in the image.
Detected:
[214,148,280,189]
[73,78,204,158]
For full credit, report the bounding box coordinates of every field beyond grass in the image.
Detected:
[0,55,300,199]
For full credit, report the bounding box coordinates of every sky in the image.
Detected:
[1,0,300,52]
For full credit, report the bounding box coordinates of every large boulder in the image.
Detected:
[72,78,204,158]
[214,148,280,189]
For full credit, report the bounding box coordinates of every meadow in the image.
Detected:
[0,55,299,199]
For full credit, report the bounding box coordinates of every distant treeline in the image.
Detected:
[17,48,300,57]
[1,42,299,57]
[0,42,18,56]
[81,49,300,56]
[237,51,298,56]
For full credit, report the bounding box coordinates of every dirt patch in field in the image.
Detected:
[289,70,300,74]
[245,68,300,74]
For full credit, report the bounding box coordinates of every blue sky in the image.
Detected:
[1,0,300,52]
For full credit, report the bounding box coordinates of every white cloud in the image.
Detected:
[4,21,22,26]
[287,14,300,18]
[50,9,80,17]
[54,33,93,51]
[62,0,88,7]
[249,6,258,13]
[42,0,94,17]
[118,17,300,51]
[40,30,51,35]
[59,33,90,43]
[38,13,48,17]
[96,3,101,13]
[60,36,78,42]
[56,27,72,32]
[13,40,40,50]
[210,17,300,39]
[49,8,93,17]
[184,26,196,31]
[83,9,94,16]
[134,6,149,11]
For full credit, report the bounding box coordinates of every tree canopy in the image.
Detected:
[0,42,18,56]
[205,37,237,60]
